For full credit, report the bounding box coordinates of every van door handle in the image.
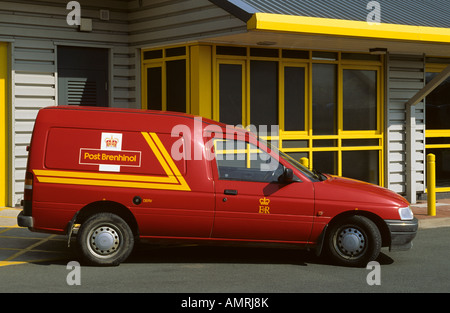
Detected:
[224,189,238,195]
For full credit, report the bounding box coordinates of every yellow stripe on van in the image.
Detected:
[34,132,191,191]
[148,132,190,190]
[141,132,175,177]
[33,170,178,184]
[35,176,191,191]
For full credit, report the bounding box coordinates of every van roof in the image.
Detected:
[40,106,253,136]
[42,105,224,126]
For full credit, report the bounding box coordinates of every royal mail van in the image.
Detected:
[17,106,418,267]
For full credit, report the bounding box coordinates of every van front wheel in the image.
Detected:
[76,213,134,266]
[325,215,381,267]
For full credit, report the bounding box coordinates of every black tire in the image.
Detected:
[325,215,381,267]
[76,212,134,266]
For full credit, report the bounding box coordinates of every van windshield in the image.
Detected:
[279,150,326,182]
[264,141,325,182]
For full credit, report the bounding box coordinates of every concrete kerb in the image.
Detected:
[0,207,21,228]
[410,198,450,229]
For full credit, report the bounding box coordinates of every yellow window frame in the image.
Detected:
[213,59,247,126]
[0,42,7,206]
[142,62,165,110]
[279,62,309,137]
[282,62,384,185]
[214,139,265,169]
[211,45,385,185]
[141,45,190,113]
[425,63,450,192]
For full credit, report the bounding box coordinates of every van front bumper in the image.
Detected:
[385,218,418,251]
[17,211,34,228]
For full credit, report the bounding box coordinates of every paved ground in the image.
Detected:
[0,207,67,267]
[410,198,450,228]
[1,200,450,268]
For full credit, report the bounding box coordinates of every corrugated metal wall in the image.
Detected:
[238,0,450,28]
[128,0,246,47]
[385,54,426,202]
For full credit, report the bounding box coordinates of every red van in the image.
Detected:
[17,106,417,267]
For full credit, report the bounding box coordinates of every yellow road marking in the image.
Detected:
[2,234,58,263]
[0,261,27,267]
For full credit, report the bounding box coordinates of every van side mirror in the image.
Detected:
[279,167,294,183]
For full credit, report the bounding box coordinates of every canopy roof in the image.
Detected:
[208,0,450,49]
[210,0,450,28]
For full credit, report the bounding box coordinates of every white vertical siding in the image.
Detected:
[12,39,57,204]
[386,54,426,202]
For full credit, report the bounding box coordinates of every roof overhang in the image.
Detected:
[203,12,450,56]
[206,0,450,56]
[247,13,450,44]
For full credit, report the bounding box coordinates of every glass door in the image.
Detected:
[425,67,450,191]
[215,60,246,126]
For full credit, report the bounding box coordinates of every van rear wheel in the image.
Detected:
[76,212,134,266]
[325,215,381,267]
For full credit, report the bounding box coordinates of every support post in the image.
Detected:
[427,153,436,216]
[300,157,309,169]
[405,103,417,204]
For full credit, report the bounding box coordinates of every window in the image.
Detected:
[313,151,338,176]
[284,66,306,131]
[218,63,243,126]
[250,60,278,128]
[425,68,450,190]
[142,46,188,113]
[426,73,450,130]
[141,45,384,185]
[213,46,383,185]
[146,66,162,110]
[312,64,337,135]
[343,69,377,131]
[342,150,379,184]
[214,139,284,183]
[166,59,186,112]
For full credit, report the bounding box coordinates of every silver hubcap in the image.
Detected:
[336,227,366,257]
[89,226,120,256]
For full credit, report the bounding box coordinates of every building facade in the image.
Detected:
[0,0,449,206]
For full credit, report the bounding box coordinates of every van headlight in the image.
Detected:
[398,207,414,220]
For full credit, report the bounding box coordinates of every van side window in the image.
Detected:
[213,139,283,183]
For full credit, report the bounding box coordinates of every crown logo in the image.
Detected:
[259,197,270,206]
[105,136,119,148]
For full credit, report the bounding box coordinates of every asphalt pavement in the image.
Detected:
[1,199,450,267]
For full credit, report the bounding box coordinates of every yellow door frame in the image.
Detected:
[212,45,385,186]
[214,59,247,125]
[0,42,8,207]
[425,64,450,192]
[140,44,385,186]
[279,62,309,137]
[142,61,165,110]
[141,45,190,113]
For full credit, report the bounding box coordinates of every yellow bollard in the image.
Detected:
[300,157,309,169]
[427,153,436,216]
